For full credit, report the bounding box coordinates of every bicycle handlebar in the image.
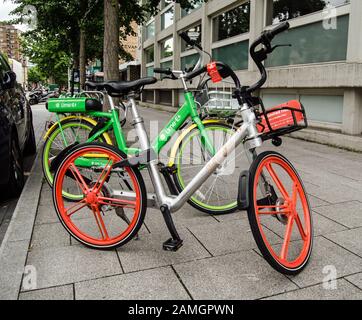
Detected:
[247,22,290,93]
[153,68,173,76]
[180,31,203,51]
[265,21,290,41]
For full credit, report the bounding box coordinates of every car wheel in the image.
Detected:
[24,123,37,155]
[7,135,25,198]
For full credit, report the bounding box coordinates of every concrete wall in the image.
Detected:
[140,0,362,139]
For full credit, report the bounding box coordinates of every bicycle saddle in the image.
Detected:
[104,77,157,96]
[85,81,112,91]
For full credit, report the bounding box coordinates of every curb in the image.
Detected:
[0,144,44,300]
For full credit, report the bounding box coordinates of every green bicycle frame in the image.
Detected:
[65,91,215,167]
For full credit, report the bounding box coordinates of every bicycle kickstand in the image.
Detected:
[160,205,183,252]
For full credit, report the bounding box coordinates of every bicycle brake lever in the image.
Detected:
[271,44,292,52]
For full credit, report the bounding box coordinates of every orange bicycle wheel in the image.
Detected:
[53,143,147,249]
[247,151,313,275]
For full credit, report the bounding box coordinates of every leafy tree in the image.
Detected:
[10,0,104,88]
[27,65,46,84]
[20,31,70,85]
[103,0,207,82]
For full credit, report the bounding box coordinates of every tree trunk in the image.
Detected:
[103,0,120,82]
[79,28,86,90]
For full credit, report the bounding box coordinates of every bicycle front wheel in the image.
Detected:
[173,123,249,215]
[247,151,313,275]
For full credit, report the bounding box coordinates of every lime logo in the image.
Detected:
[160,134,167,141]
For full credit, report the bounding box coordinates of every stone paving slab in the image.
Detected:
[188,219,281,256]
[345,273,362,290]
[325,228,362,258]
[35,203,60,226]
[306,195,331,208]
[138,207,219,235]
[75,267,190,300]
[0,240,30,300]
[19,284,74,300]
[288,237,362,288]
[264,279,362,300]
[314,201,362,229]
[30,222,71,249]
[173,250,298,300]
[25,245,122,290]
[117,227,211,273]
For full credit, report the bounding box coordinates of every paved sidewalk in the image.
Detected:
[2,107,362,300]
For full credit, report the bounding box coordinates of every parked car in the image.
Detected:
[0,52,36,198]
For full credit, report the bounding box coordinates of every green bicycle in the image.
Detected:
[45,75,245,214]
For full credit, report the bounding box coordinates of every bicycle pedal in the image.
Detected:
[163,238,183,252]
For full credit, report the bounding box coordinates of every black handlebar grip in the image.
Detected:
[267,21,290,39]
[180,31,192,45]
[185,65,207,81]
[153,68,172,75]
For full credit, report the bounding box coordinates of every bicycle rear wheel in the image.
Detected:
[52,143,147,249]
[42,118,110,200]
[247,151,313,275]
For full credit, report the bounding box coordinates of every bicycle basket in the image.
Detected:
[196,80,240,118]
[46,97,103,113]
[257,100,308,140]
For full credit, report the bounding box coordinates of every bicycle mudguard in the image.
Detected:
[43,116,113,145]
[49,142,80,173]
[237,171,250,210]
[167,119,226,167]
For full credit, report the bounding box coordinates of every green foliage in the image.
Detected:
[20,32,70,85]
[10,0,104,62]
[27,65,46,84]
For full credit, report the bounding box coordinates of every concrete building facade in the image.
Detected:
[139,0,362,149]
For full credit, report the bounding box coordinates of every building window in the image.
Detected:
[181,24,202,52]
[212,40,249,71]
[212,2,250,42]
[160,37,173,59]
[159,90,173,105]
[181,54,199,71]
[161,6,174,30]
[146,66,154,77]
[145,20,155,40]
[145,46,154,63]
[265,15,349,67]
[268,0,350,25]
[181,0,202,18]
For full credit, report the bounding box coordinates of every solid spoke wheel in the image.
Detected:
[247,151,313,275]
[52,143,147,249]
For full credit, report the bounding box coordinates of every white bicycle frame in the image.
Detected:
[114,93,263,213]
